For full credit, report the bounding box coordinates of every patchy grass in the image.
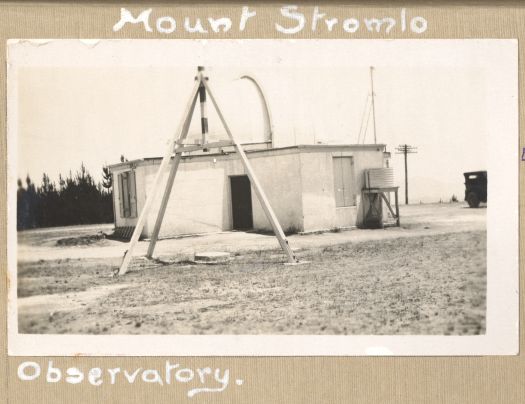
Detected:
[18,231,486,336]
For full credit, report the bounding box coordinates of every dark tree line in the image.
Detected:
[17,163,113,230]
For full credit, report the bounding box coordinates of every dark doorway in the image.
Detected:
[230,175,253,230]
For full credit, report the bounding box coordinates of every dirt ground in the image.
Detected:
[17,203,486,335]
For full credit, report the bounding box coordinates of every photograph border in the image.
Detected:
[6,38,519,357]
[1,3,524,404]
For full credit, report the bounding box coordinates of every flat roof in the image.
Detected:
[108,143,387,170]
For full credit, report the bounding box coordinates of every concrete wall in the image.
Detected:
[112,150,305,238]
[299,147,385,231]
[111,145,387,237]
[335,207,358,228]
[143,159,226,237]
[112,159,226,237]
[247,152,304,233]
[299,152,338,231]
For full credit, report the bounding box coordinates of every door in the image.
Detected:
[230,175,253,230]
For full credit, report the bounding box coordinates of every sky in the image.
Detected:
[11,39,513,203]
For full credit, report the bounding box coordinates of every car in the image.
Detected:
[463,171,487,208]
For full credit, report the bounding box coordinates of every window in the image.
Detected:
[333,156,356,207]
[118,171,137,218]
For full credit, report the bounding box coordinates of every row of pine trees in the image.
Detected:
[17,163,114,230]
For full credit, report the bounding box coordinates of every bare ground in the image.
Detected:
[17,204,486,335]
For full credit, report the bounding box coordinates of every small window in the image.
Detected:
[333,156,356,207]
[118,171,137,218]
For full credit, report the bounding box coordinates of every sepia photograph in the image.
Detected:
[7,39,518,355]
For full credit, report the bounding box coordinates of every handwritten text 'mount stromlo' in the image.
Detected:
[113,6,428,35]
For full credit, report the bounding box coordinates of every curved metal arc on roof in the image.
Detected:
[240,74,273,147]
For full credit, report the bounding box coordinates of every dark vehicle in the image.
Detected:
[463,171,487,208]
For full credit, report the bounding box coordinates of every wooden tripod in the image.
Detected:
[117,67,298,275]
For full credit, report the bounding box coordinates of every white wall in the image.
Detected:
[300,152,337,231]
[299,147,386,231]
[111,146,386,237]
[115,150,305,238]
[143,159,226,237]
[247,152,304,233]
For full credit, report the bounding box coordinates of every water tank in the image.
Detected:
[364,168,394,188]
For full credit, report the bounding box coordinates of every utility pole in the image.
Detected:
[395,144,418,204]
[369,66,377,144]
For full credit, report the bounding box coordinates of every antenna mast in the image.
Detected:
[370,66,377,144]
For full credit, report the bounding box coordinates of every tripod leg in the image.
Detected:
[146,94,198,258]
[203,80,298,263]
[117,81,200,275]
[146,153,182,258]
[235,142,298,263]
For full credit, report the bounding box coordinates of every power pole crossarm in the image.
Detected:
[395,144,418,205]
